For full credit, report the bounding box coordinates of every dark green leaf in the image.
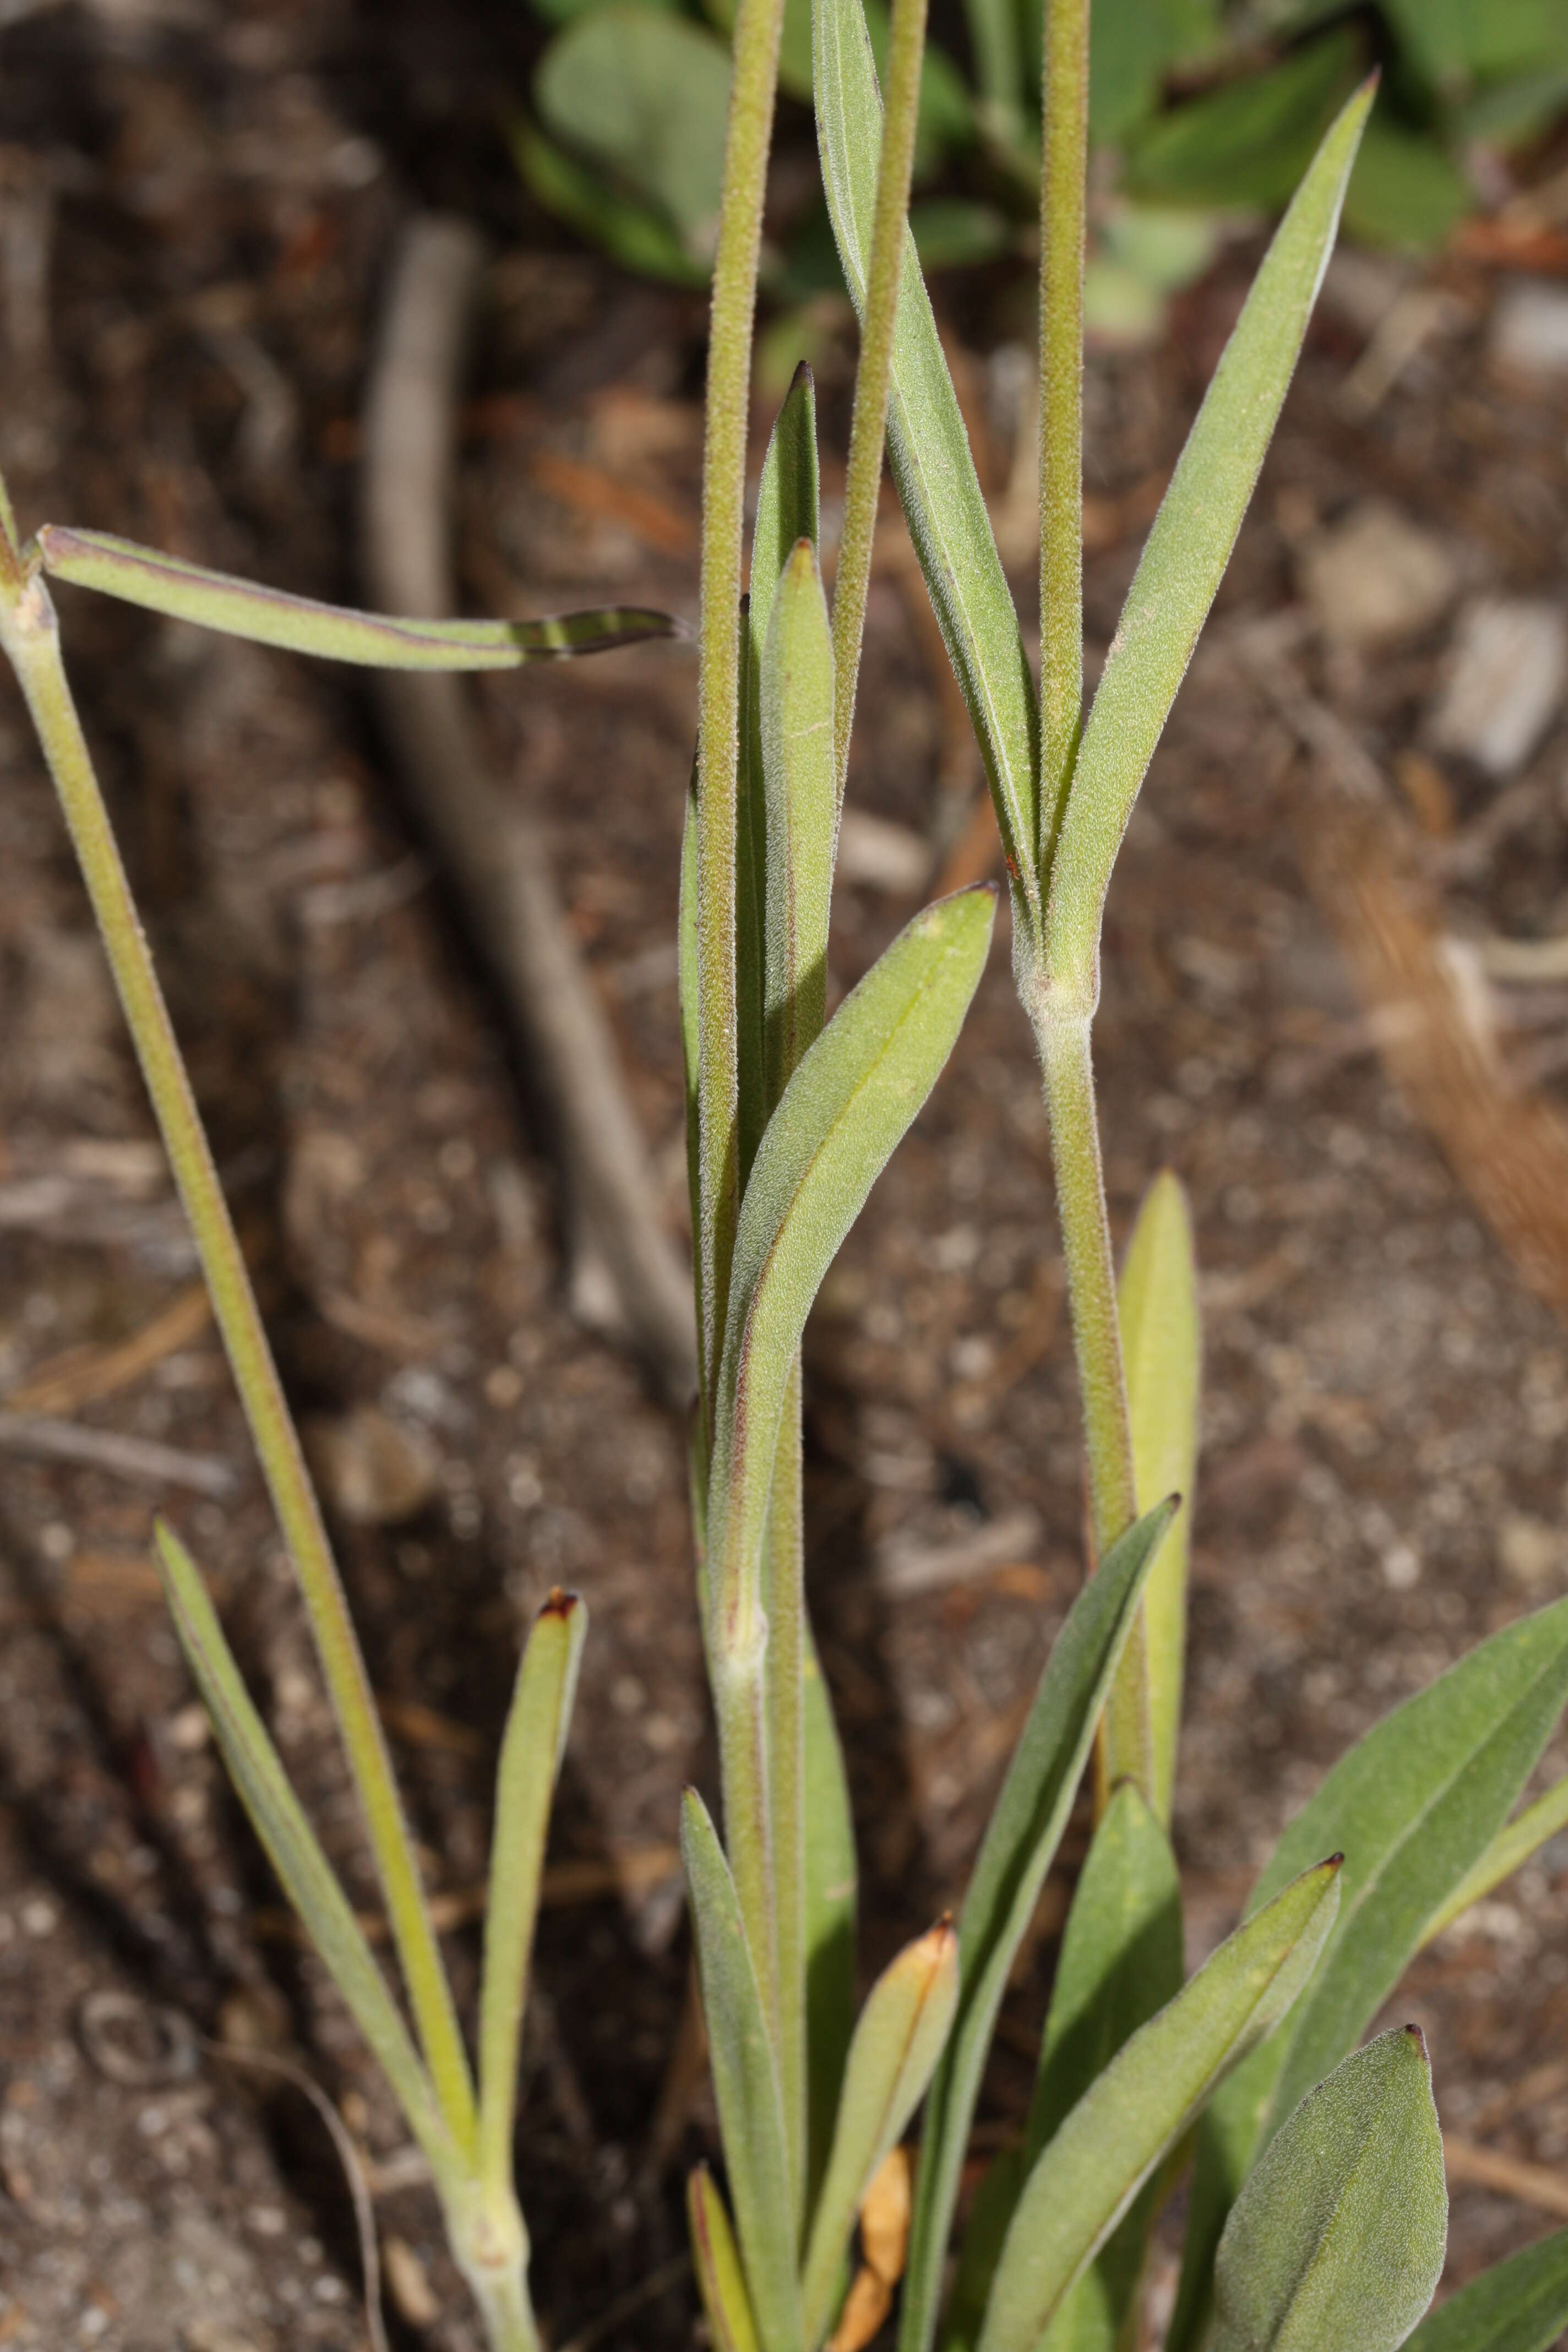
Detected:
[682,1791,804,2352]
[899,1501,1177,2352]
[1405,2223,1568,2352]
[1124,31,1361,210]
[1209,2028,1446,2352]
[1170,1596,1568,2352]
[978,1858,1343,2352]
[803,1629,857,2222]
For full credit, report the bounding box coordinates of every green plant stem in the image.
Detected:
[447,2182,542,2352]
[695,0,788,1418]
[0,558,478,2154]
[830,0,928,787]
[712,1637,780,2056]
[1032,1005,1140,1663]
[1037,0,1087,881]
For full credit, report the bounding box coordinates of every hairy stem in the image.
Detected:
[695,0,788,1417]
[0,558,478,2152]
[831,0,929,785]
[1032,1005,1142,1724]
[1037,0,1088,881]
[762,1360,807,2226]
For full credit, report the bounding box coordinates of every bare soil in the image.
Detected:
[2,6,1568,2348]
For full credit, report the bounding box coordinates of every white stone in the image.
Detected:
[1300,500,1458,650]
[1430,598,1567,776]
[1491,280,1568,382]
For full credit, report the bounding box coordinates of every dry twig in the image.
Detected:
[361,217,697,1407]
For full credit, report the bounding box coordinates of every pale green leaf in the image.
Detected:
[752,363,821,654]
[535,6,732,260]
[705,885,995,1662]
[1042,78,1373,997]
[36,525,679,669]
[679,765,709,1419]
[761,538,836,1105]
[151,1523,457,2182]
[948,1784,1183,2352]
[1424,1770,1568,1946]
[683,1791,804,2352]
[813,0,1038,906]
[802,1920,960,2345]
[477,1589,586,2193]
[1405,2223,1568,2352]
[803,1628,858,2220]
[899,1500,1177,2352]
[1108,1170,1200,1824]
[1170,1596,1568,2352]
[690,2163,765,2352]
[978,1857,1343,2352]
[1208,2027,1446,2352]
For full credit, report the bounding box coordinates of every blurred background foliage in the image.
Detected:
[508,0,1568,358]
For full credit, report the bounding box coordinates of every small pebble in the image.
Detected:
[304,1403,440,1526]
[1430,598,1567,777]
[1490,279,1568,383]
[1300,500,1457,650]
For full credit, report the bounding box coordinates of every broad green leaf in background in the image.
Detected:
[803,1633,858,2215]
[908,199,1015,271]
[814,0,1040,912]
[1122,29,1360,210]
[533,6,733,264]
[761,540,836,1106]
[1104,1170,1200,1822]
[1088,0,1221,146]
[1169,1594,1568,2352]
[477,1589,587,2192]
[1404,2223,1568,2352]
[151,1523,458,2180]
[682,1791,804,2352]
[978,1857,1343,2352]
[1208,2028,1446,2352]
[38,525,681,667]
[946,1784,1183,2352]
[705,885,996,1657]
[511,121,712,285]
[898,1500,1177,2352]
[801,1919,960,2345]
[1342,113,1471,253]
[1042,75,1373,998]
[690,2163,765,2352]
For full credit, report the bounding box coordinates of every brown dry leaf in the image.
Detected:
[5,1282,212,1416]
[829,2266,893,2352]
[1303,799,1568,1323]
[860,2144,912,2285]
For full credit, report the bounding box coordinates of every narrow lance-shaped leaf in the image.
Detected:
[898,1500,1177,2352]
[814,0,1039,909]
[476,1589,587,2195]
[750,363,821,657]
[739,362,823,1186]
[1404,2222,1568,2352]
[679,764,710,1432]
[151,1523,458,2182]
[803,1627,858,2222]
[1169,1594,1568,2352]
[977,1857,1344,2352]
[1041,79,1374,999]
[705,884,995,1667]
[690,2164,765,2352]
[1423,1768,1568,1947]
[762,538,836,1106]
[1208,2027,1446,2352]
[946,1784,1183,2352]
[682,1790,804,2352]
[1103,1171,1200,1822]
[801,1919,960,2347]
[36,524,680,668]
